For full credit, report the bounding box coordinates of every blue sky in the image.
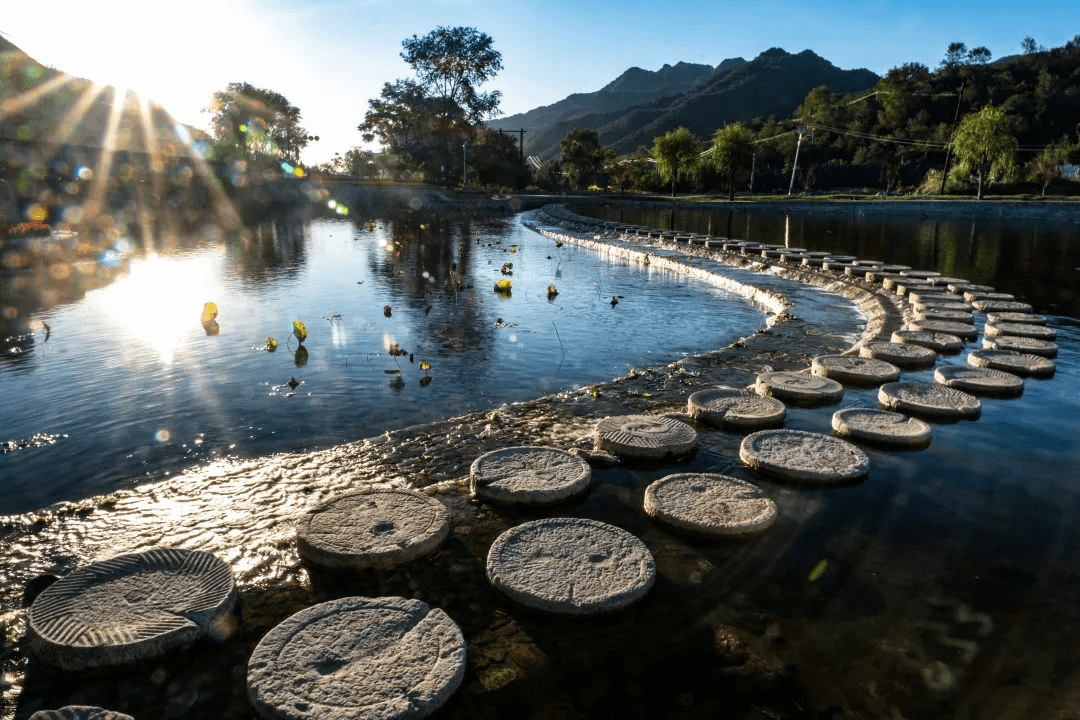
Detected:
[3,0,1075,163]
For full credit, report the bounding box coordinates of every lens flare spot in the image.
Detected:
[155,429,172,443]
[26,204,48,223]
[76,166,93,180]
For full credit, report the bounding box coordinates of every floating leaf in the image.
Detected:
[808,559,829,583]
[547,284,558,297]
[201,302,218,325]
[494,279,512,293]
[384,305,392,317]
[265,336,278,352]
[419,360,431,372]
[510,245,518,253]
[292,320,308,344]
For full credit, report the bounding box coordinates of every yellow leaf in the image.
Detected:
[292,320,308,344]
[201,302,218,325]
[808,559,829,583]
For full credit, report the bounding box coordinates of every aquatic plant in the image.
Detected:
[265,337,278,352]
[547,284,558,297]
[494,278,512,294]
[292,320,308,344]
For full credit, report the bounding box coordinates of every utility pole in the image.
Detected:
[462,142,468,189]
[749,150,757,193]
[788,125,807,196]
[939,80,965,194]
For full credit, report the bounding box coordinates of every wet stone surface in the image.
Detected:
[831,408,932,448]
[934,365,1025,397]
[754,371,844,406]
[28,708,134,720]
[593,414,698,460]
[643,473,777,536]
[469,446,592,505]
[859,340,937,369]
[811,355,901,386]
[968,348,1057,376]
[739,429,870,484]
[878,382,981,420]
[686,387,786,429]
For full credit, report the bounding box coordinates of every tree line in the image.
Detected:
[201,29,1080,198]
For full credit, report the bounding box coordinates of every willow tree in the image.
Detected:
[653,127,702,196]
[707,122,755,200]
[947,104,1016,199]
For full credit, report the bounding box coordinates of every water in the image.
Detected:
[0,212,763,514]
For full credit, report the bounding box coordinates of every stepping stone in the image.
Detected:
[594,414,697,460]
[905,320,978,341]
[754,371,843,406]
[739,429,869,483]
[296,489,449,570]
[859,340,937,369]
[247,596,466,720]
[899,270,941,279]
[891,329,963,353]
[934,365,1024,397]
[968,349,1055,377]
[972,299,1033,313]
[907,291,959,306]
[469,446,591,505]
[913,301,972,313]
[878,382,981,420]
[893,280,932,296]
[686,387,786,429]
[927,276,968,287]
[866,270,904,283]
[29,709,134,720]
[964,290,1014,303]
[984,322,1056,340]
[913,309,973,323]
[985,312,1046,325]
[810,355,901,386]
[644,473,777,536]
[982,336,1058,358]
[831,408,932,448]
[948,283,994,294]
[26,548,237,671]
[486,517,655,614]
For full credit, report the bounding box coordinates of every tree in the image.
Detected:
[1027,140,1072,196]
[967,46,992,65]
[941,42,968,68]
[206,82,311,164]
[1022,36,1039,55]
[470,128,529,189]
[707,123,755,200]
[359,26,504,184]
[559,128,610,190]
[947,104,1017,199]
[653,127,702,196]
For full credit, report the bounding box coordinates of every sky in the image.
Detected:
[3,0,1076,165]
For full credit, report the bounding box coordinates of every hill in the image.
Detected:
[500,48,879,162]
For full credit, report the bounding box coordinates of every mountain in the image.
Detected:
[490,60,728,154]
[503,48,879,162]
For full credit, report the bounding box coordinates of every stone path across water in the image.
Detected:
[644,473,777,536]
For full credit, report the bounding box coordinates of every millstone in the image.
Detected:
[907,291,959,306]
[905,320,978,341]
[927,276,968,287]
[982,336,1058,358]
[486,517,655,614]
[469,446,591,504]
[949,283,994,294]
[247,596,466,720]
[859,340,937,369]
[739,429,869,483]
[686,387,786,429]
[985,312,1045,325]
[968,349,1056,377]
[296,489,450,570]
[934,365,1024,397]
[593,414,697,459]
[891,329,963,353]
[899,270,941,279]
[644,473,777,536]
[26,548,237,671]
[984,322,1056,340]
[29,708,134,720]
[754,371,843,406]
[913,309,973,322]
[878,382,981,419]
[894,281,932,296]
[972,299,1033,313]
[882,276,923,291]
[831,408,932,448]
[810,355,901,386]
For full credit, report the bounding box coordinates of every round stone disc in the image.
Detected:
[296,489,450,570]
[831,408,932,448]
[739,429,869,483]
[469,446,591,505]
[686,387,786,429]
[878,382,981,420]
[934,365,1024,397]
[968,349,1056,377]
[29,708,134,720]
[593,414,697,460]
[913,301,972,313]
[913,309,973,323]
[907,291,958,306]
[927,276,968,287]
[754,371,843,406]
[984,322,1056,340]
[972,299,1033,313]
[949,283,994,294]
[891,330,963,353]
[905,320,978,341]
[859,340,937,369]
[985,312,1046,325]
[899,270,941,279]
[964,291,1014,302]
[810,355,901,386]
[982,336,1058,358]
[643,473,777,536]
[247,596,466,720]
[486,518,656,614]
[27,548,238,671]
